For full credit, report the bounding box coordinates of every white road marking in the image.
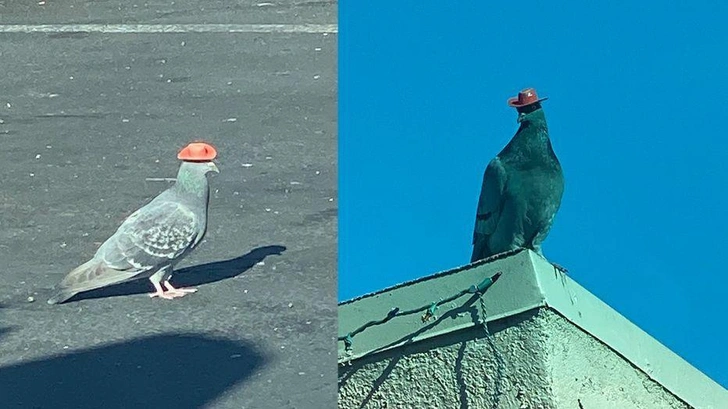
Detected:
[0,23,337,34]
[145,178,177,182]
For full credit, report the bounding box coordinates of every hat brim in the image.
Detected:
[507,96,548,108]
[180,158,217,162]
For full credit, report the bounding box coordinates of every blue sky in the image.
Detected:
[339,1,728,389]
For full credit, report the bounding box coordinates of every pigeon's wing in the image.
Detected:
[472,157,508,250]
[100,199,203,271]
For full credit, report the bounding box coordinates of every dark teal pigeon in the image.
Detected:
[471,88,564,264]
[48,142,219,304]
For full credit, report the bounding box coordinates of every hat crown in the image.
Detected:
[507,87,547,108]
[178,142,217,161]
[518,88,537,104]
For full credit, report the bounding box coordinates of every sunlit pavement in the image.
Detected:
[0,2,337,408]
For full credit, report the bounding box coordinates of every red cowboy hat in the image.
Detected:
[507,88,548,108]
[178,142,217,161]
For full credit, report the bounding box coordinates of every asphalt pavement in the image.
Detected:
[0,1,337,408]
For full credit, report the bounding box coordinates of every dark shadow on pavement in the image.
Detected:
[174,244,287,287]
[0,333,266,409]
[63,244,287,303]
[0,327,14,343]
[0,303,13,342]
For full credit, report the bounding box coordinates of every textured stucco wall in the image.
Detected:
[544,310,688,409]
[338,308,689,409]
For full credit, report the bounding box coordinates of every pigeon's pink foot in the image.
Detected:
[149,291,177,300]
[163,281,198,297]
[149,282,177,299]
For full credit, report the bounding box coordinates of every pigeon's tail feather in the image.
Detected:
[471,236,491,263]
[47,289,76,305]
[47,259,141,305]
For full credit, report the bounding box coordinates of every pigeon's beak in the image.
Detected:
[209,162,220,173]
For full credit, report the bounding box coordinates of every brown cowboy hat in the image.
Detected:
[507,88,548,108]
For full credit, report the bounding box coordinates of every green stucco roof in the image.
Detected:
[338,249,728,408]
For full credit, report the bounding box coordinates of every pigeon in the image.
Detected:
[47,142,220,304]
[471,88,564,264]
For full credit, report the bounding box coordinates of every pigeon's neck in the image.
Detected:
[504,110,558,164]
[174,165,210,199]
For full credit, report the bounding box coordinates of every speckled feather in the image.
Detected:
[48,161,216,304]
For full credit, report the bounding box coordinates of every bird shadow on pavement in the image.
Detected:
[174,244,287,288]
[64,244,287,303]
[0,303,14,342]
[0,327,14,343]
[0,333,267,409]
